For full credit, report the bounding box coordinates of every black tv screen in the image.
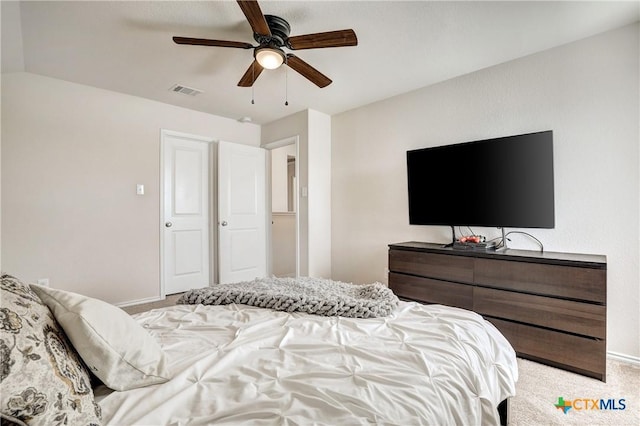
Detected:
[407,130,555,228]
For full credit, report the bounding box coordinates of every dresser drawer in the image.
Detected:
[389,249,474,284]
[488,318,606,381]
[389,272,473,310]
[474,287,605,339]
[475,258,606,303]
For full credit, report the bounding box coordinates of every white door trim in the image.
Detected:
[160,129,215,297]
[263,136,300,278]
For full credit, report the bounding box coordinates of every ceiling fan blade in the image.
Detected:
[238,60,264,87]
[286,54,332,88]
[287,29,357,50]
[173,36,253,49]
[237,0,271,36]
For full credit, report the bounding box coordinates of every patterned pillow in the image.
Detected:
[0,274,101,426]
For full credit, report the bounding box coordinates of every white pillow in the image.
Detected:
[30,284,170,391]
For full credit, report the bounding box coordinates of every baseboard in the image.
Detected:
[607,350,640,366]
[115,295,165,308]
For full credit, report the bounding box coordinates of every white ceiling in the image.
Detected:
[4,1,639,124]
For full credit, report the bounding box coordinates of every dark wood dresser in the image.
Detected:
[388,241,607,381]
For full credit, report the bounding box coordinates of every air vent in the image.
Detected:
[169,84,203,96]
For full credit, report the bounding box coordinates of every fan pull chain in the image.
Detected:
[284,56,289,106]
[251,62,255,105]
[285,65,289,106]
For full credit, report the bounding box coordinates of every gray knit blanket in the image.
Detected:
[176,277,399,318]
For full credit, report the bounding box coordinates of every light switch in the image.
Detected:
[136,184,145,195]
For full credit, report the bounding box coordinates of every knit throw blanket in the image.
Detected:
[176,277,399,318]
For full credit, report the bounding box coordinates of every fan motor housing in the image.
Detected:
[254,15,291,47]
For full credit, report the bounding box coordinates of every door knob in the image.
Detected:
[165,222,173,228]
[221,221,228,226]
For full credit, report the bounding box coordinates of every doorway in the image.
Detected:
[265,136,299,278]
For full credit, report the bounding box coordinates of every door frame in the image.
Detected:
[159,129,215,297]
[263,136,300,278]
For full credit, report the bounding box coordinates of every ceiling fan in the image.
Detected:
[173,0,357,88]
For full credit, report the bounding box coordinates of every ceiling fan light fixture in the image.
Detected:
[174,1,356,88]
[255,47,285,69]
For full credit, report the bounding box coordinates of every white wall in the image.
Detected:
[1,72,260,304]
[332,24,639,359]
[271,144,296,212]
[0,0,26,271]
[0,1,24,74]
[271,213,296,277]
[307,110,332,278]
[270,144,297,277]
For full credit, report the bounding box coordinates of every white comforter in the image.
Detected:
[99,301,517,425]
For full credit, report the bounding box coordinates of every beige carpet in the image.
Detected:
[510,357,639,425]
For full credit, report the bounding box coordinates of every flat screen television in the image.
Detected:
[407,130,555,230]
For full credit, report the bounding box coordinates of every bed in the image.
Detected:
[1,274,517,426]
